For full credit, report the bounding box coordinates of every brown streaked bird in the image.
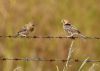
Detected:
[62,19,85,38]
[16,22,34,37]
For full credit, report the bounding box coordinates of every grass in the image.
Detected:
[0,0,100,71]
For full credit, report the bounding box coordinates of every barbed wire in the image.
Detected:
[0,57,100,62]
[0,36,100,63]
[0,35,100,39]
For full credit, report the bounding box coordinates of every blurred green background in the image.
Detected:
[0,0,100,71]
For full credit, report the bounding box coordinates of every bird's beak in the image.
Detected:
[33,23,38,26]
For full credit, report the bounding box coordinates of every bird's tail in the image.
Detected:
[79,34,87,39]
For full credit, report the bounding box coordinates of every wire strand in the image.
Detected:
[0,35,100,39]
[0,57,100,62]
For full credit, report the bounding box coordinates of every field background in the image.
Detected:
[0,0,100,71]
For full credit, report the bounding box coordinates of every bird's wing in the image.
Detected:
[71,25,81,33]
[17,27,27,34]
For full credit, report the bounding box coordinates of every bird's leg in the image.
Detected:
[67,35,76,39]
[67,33,76,39]
[19,33,27,37]
[67,33,73,38]
[67,33,79,39]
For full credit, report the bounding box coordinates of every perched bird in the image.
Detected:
[62,19,85,38]
[16,22,34,37]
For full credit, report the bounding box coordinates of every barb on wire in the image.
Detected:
[0,35,100,39]
[0,57,100,63]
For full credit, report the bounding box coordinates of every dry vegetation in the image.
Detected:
[0,0,100,71]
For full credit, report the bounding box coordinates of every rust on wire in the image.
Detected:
[0,35,100,39]
[0,58,100,62]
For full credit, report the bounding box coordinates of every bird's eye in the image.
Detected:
[32,24,34,26]
[30,28,34,31]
